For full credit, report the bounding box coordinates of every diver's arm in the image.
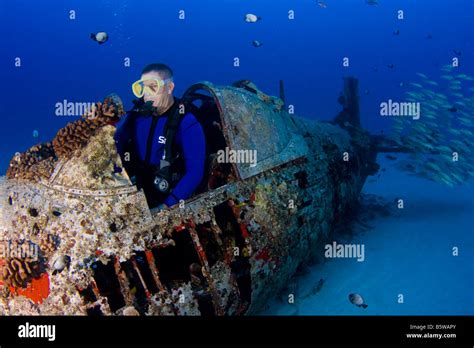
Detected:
[113,112,133,156]
[163,114,205,207]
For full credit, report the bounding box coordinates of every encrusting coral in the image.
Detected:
[6,94,125,183]
[52,95,124,160]
[0,241,43,289]
[6,143,56,182]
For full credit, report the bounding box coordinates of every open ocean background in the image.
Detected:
[1,0,473,314]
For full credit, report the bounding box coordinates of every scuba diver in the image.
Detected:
[114,63,206,209]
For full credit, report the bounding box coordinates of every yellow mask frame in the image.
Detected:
[132,78,173,98]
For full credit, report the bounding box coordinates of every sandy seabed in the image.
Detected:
[262,155,474,315]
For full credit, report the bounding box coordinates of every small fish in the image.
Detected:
[52,255,71,275]
[450,140,467,149]
[438,176,454,187]
[244,13,261,23]
[349,293,368,308]
[387,64,395,69]
[447,106,458,113]
[441,64,453,71]
[426,80,438,86]
[386,154,397,160]
[426,33,433,39]
[424,113,436,120]
[366,0,378,6]
[410,83,423,88]
[425,162,441,173]
[32,130,39,138]
[310,278,325,295]
[317,1,328,8]
[393,29,400,35]
[451,173,464,184]
[453,49,462,56]
[408,92,423,98]
[457,117,470,124]
[448,129,462,136]
[416,73,428,79]
[435,146,453,154]
[252,40,263,47]
[364,89,370,95]
[90,31,108,45]
[399,82,404,87]
[439,171,455,183]
[440,153,456,162]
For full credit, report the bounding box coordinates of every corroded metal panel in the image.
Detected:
[195,82,309,180]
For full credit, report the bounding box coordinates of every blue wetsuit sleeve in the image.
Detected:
[164,115,206,207]
[114,112,132,156]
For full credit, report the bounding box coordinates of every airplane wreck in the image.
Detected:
[0,77,383,315]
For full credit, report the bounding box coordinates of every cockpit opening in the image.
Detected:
[184,88,236,195]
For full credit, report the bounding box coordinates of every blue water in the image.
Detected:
[1,0,473,314]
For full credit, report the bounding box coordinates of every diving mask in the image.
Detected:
[132,78,173,98]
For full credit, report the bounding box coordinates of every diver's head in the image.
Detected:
[132,63,175,115]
